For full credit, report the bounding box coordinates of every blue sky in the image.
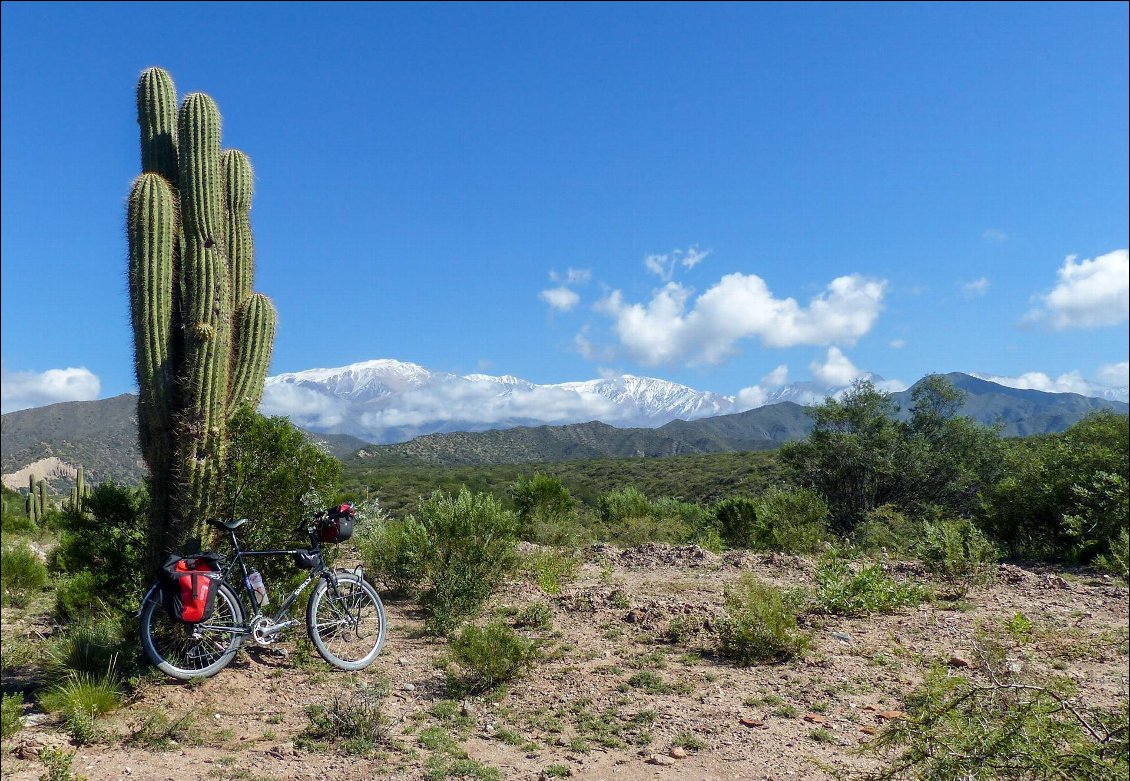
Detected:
[2,2,1128,414]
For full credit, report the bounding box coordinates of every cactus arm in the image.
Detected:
[229,293,277,412]
[137,67,179,185]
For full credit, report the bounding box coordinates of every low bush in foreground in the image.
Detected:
[298,686,389,756]
[813,555,927,617]
[917,516,1000,597]
[717,575,809,665]
[860,660,1129,780]
[1,542,48,607]
[1,692,24,740]
[446,621,540,694]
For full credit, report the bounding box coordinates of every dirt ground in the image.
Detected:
[3,544,1128,781]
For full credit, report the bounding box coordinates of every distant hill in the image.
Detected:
[0,395,370,493]
[2,373,1126,483]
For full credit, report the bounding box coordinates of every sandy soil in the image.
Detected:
[3,544,1128,781]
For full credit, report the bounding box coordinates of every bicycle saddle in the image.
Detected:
[206,518,250,530]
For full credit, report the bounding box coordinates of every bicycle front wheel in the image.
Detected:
[306,572,386,671]
[140,581,245,680]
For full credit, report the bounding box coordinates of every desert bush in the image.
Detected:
[980,411,1128,562]
[750,486,831,553]
[813,555,926,617]
[717,575,810,665]
[518,549,578,595]
[299,685,389,756]
[446,621,540,694]
[853,504,920,556]
[510,473,581,544]
[1096,528,1130,583]
[52,481,146,617]
[45,617,130,681]
[1,692,23,740]
[917,516,1000,596]
[354,514,423,594]
[125,709,197,749]
[511,601,553,630]
[37,746,88,781]
[392,489,519,635]
[712,496,759,548]
[597,487,653,525]
[39,672,123,720]
[860,656,1129,781]
[1,542,48,607]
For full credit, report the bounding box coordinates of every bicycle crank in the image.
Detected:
[249,615,299,646]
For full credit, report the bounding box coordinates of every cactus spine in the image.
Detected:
[129,68,277,558]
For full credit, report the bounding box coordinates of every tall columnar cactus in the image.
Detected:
[26,474,41,524]
[129,67,277,557]
[37,480,47,521]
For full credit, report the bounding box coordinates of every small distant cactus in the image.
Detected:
[129,67,277,558]
[25,476,47,524]
[65,466,92,512]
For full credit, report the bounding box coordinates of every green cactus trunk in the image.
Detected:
[129,67,277,562]
[37,480,47,519]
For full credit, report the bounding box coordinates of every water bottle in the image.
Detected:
[248,570,269,607]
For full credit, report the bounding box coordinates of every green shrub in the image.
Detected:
[510,473,580,544]
[598,487,652,525]
[813,555,926,617]
[447,621,540,694]
[750,487,831,553]
[46,618,129,681]
[1,542,48,607]
[712,496,759,548]
[860,662,1129,781]
[917,516,1000,597]
[1,692,24,740]
[299,686,389,756]
[1096,528,1130,583]
[51,481,146,616]
[394,489,518,635]
[518,549,578,596]
[511,601,553,631]
[853,504,920,556]
[717,575,810,665]
[354,514,424,594]
[37,746,88,781]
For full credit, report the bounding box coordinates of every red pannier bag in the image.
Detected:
[161,552,225,623]
[316,503,355,543]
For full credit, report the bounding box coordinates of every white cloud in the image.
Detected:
[644,246,710,281]
[1025,249,1129,329]
[358,379,622,433]
[592,272,886,366]
[1,366,100,413]
[982,229,1009,243]
[889,339,906,349]
[735,364,789,411]
[810,347,863,386]
[962,277,990,298]
[260,383,349,429]
[1097,361,1129,387]
[540,286,581,312]
[975,367,1128,399]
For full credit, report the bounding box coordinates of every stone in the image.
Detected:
[646,754,676,766]
[878,710,907,721]
[397,656,409,666]
[461,700,475,717]
[948,655,971,668]
[669,746,688,759]
[401,683,416,692]
[859,726,877,735]
[803,714,826,724]
[739,716,766,728]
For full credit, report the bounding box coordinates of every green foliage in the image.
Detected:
[749,486,831,553]
[380,489,519,635]
[813,555,926,617]
[717,575,810,665]
[781,376,1003,532]
[860,660,1129,781]
[46,617,131,680]
[510,473,580,543]
[511,601,554,631]
[518,549,578,596]
[1005,612,1034,645]
[354,514,423,594]
[126,709,197,749]
[299,686,389,756]
[917,516,1000,596]
[52,481,146,617]
[2,483,36,533]
[852,504,920,556]
[1,542,48,607]
[37,747,88,781]
[1,692,24,740]
[39,672,123,719]
[446,621,540,694]
[217,407,342,585]
[1096,527,1130,582]
[980,411,1129,562]
[712,496,759,548]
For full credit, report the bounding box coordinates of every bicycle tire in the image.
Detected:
[306,572,386,671]
[139,581,245,680]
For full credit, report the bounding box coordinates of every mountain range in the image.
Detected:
[2,362,1125,486]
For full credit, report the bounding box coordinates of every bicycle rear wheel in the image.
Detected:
[306,572,386,671]
[140,581,245,680]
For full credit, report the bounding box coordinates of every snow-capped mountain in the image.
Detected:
[261,360,750,443]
